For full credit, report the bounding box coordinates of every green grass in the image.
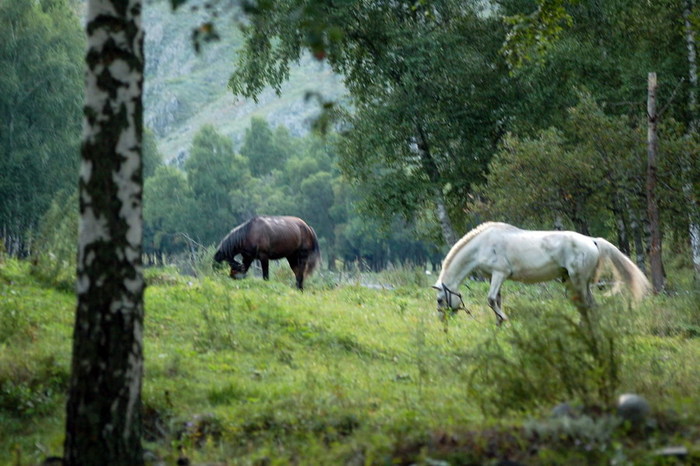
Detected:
[1,256,699,464]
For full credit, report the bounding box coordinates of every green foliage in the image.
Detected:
[501,0,575,69]
[29,189,78,290]
[185,125,255,245]
[0,352,69,419]
[502,0,689,133]
[335,216,439,271]
[144,165,196,254]
[467,300,629,415]
[473,91,648,235]
[229,0,518,238]
[240,117,288,176]
[478,127,610,230]
[143,127,164,180]
[0,0,83,247]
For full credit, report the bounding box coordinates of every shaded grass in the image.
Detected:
[0,259,74,463]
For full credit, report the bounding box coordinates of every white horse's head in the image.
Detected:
[432,282,463,319]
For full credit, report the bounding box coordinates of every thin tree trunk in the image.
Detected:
[413,124,457,246]
[646,72,665,293]
[684,0,700,278]
[64,1,145,464]
[435,190,456,246]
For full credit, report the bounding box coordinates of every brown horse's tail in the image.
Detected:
[305,225,321,277]
[594,238,651,303]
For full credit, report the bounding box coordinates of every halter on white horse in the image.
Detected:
[433,222,650,325]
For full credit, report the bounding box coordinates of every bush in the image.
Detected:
[466,299,628,415]
[0,353,69,418]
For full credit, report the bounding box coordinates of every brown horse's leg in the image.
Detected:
[287,255,304,290]
[242,256,254,274]
[260,259,269,280]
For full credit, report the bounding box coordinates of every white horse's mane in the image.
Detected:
[438,222,514,281]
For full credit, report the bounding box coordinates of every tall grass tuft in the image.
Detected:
[467,299,629,415]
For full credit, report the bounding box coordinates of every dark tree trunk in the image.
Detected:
[64,1,145,464]
[611,196,631,256]
[630,209,647,274]
[646,72,665,293]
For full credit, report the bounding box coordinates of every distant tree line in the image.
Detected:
[0,0,83,255]
[3,0,700,278]
[143,119,441,271]
[230,0,700,279]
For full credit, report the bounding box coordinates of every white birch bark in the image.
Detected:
[684,0,700,278]
[64,0,145,464]
[435,189,457,247]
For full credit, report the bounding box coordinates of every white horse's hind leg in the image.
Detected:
[564,273,595,311]
[487,272,509,324]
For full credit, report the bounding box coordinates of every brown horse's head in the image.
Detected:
[228,259,247,279]
[214,247,245,278]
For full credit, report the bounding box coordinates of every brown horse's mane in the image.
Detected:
[439,222,513,280]
[216,218,255,259]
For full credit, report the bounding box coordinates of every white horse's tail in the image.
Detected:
[594,238,651,303]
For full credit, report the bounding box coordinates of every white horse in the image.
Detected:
[433,222,650,324]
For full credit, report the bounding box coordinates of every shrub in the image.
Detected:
[0,353,69,418]
[466,299,628,415]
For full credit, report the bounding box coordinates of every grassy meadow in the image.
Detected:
[1,255,700,465]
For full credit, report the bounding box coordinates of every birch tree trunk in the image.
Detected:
[646,72,665,293]
[435,190,457,246]
[64,0,145,464]
[414,124,457,247]
[684,0,700,278]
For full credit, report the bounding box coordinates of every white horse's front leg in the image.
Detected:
[487,272,508,324]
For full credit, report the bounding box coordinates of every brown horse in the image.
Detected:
[213,216,320,290]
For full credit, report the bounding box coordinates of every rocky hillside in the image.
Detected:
[141,0,346,163]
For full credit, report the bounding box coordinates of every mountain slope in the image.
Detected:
[142,0,346,163]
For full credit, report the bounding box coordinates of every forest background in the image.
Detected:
[2,0,699,278]
[2,0,700,463]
